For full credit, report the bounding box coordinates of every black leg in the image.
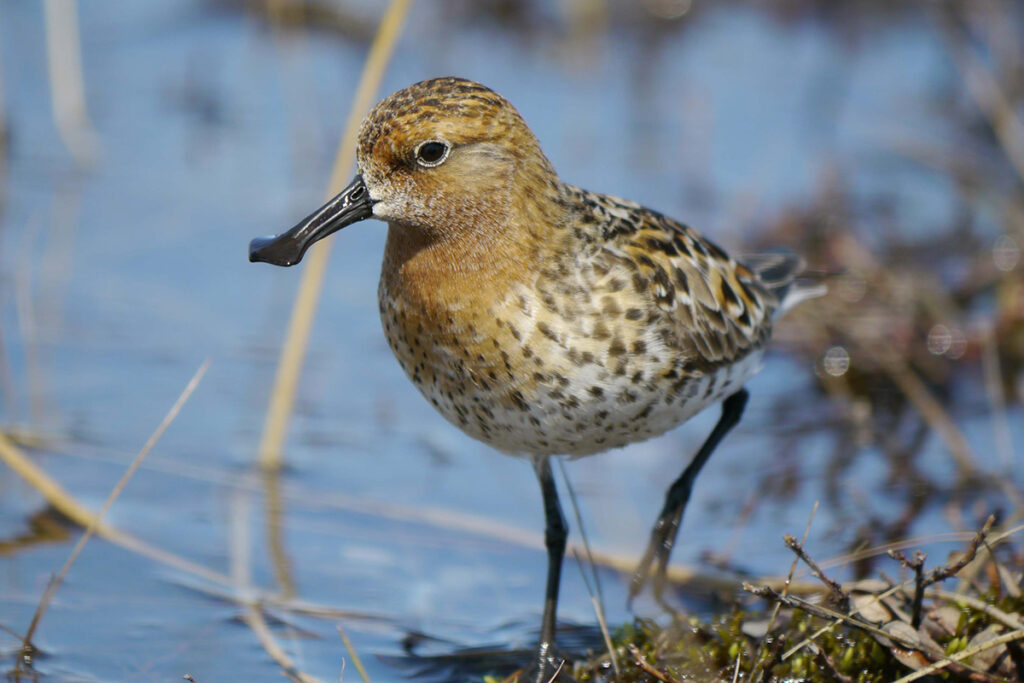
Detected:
[533,456,568,682]
[629,388,749,603]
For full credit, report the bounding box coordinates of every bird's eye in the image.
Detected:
[415,140,450,167]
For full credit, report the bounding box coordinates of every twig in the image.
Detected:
[748,583,999,681]
[781,578,913,661]
[784,532,848,611]
[919,515,993,589]
[745,584,916,650]
[18,360,209,668]
[890,629,1024,683]
[751,502,818,683]
[258,0,411,470]
[781,516,998,661]
[337,624,372,683]
[888,549,926,629]
[627,644,682,683]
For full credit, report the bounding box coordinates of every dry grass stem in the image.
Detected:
[627,644,681,683]
[865,343,978,478]
[0,312,15,414]
[1,375,240,586]
[982,328,1015,473]
[746,584,918,650]
[42,0,99,165]
[0,29,6,205]
[779,578,909,660]
[5,426,825,599]
[0,621,23,641]
[557,459,605,606]
[15,215,44,424]
[545,659,565,683]
[890,629,1024,683]
[244,606,325,683]
[0,428,111,532]
[935,6,1024,185]
[558,459,617,676]
[818,530,992,572]
[18,359,209,667]
[927,588,1023,631]
[591,595,619,678]
[264,468,297,598]
[258,0,411,471]
[230,482,323,683]
[337,623,372,683]
[751,501,817,683]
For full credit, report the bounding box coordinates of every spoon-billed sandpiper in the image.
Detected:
[250,77,821,681]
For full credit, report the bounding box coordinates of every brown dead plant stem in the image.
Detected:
[15,359,209,671]
[257,0,412,471]
[933,4,1024,186]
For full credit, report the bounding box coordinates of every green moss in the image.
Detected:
[566,583,1021,682]
[480,537,1020,682]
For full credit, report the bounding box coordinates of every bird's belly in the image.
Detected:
[379,290,763,458]
[497,349,763,458]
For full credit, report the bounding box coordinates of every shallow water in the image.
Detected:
[1,2,1020,681]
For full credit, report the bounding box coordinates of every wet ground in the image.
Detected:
[1,1,1021,681]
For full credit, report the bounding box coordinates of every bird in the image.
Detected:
[250,76,822,682]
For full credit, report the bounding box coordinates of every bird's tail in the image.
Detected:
[743,249,827,319]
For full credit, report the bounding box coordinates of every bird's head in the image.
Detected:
[250,77,556,267]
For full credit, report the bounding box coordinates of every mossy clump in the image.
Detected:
[557,520,1022,682]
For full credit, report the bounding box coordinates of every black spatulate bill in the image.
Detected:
[249,174,373,266]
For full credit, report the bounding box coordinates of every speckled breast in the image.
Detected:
[377,274,763,458]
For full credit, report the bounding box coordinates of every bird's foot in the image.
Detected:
[628,515,678,607]
[521,641,576,683]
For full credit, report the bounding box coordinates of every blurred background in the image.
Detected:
[0,0,1022,680]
